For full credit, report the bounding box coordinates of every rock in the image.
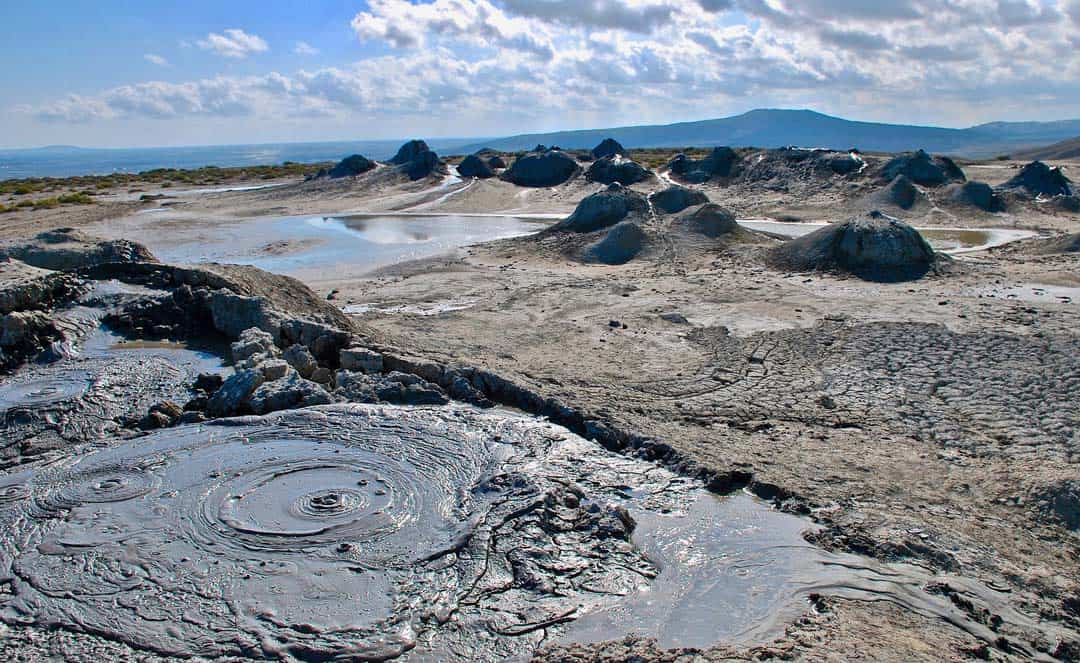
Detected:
[1000,161,1073,196]
[486,154,507,170]
[648,185,709,214]
[193,373,224,395]
[660,313,689,324]
[0,310,53,348]
[826,153,862,174]
[310,367,333,385]
[1058,195,1080,212]
[283,344,318,378]
[140,401,183,429]
[279,319,351,361]
[209,291,283,342]
[591,138,628,160]
[585,156,650,185]
[668,147,739,183]
[501,149,581,187]
[456,154,495,179]
[247,372,333,415]
[671,203,739,238]
[946,181,1005,212]
[879,150,965,186]
[335,370,449,405]
[0,259,84,314]
[207,369,265,418]
[178,411,207,425]
[313,154,376,179]
[550,184,649,234]
[768,210,938,282]
[0,228,157,272]
[584,222,647,265]
[257,359,291,381]
[230,327,279,364]
[340,347,383,374]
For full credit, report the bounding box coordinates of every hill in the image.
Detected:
[456,109,1080,159]
[1013,136,1080,160]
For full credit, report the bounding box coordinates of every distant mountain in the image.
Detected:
[1013,135,1080,160]
[456,109,1080,159]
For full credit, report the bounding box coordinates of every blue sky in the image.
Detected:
[3,0,1079,148]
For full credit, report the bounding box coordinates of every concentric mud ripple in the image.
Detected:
[0,371,92,412]
[0,405,654,661]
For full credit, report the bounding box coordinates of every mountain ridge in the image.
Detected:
[456,109,1080,159]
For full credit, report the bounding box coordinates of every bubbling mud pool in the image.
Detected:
[0,404,1060,661]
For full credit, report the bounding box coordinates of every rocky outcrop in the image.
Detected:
[667,147,739,183]
[0,310,60,371]
[671,203,739,238]
[456,154,495,179]
[549,184,649,234]
[768,210,938,282]
[648,186,710,214]
[585,156,651,185]
[0,228,157,272]
[335,370,449,405]
[0,259,84,314]
[389,140,445,181]
[311,154,377,180]
[487,154,507,170]
[879,150,965,186]
[583,222,647,265]
[945,181,1005,212]
[501,149,581,187]
[591,138,628,160]
[999,161,1073,197]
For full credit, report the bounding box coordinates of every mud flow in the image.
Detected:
[0,400,1061,661]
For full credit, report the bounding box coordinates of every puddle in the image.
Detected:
[738,220,1037,254]
[148,213,550,281]
[0,403,1060,660]
[342,299,479,316]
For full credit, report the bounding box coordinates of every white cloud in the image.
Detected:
[144,53,169,67]
[21,0,1080,134]
[294,41,319,56]
[196,29,269,58]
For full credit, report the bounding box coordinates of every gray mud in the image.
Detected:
[0,403,1065,661]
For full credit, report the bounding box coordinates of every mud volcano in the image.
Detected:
[769,211,939,281]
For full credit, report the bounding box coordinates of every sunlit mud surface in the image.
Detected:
[0,403,1063,661]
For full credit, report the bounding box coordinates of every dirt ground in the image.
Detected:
[2,152,1079,661]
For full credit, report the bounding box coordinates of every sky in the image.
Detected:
[2,0,1079,148]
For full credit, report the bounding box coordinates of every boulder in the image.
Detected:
[769,210,937,282]
[0,228,157,272]
[879,150,965,186]
[648,185,709,214]
[283,343,318,379]
[247,372,333,415]
[501,149,581,187]
[1000,161,1073,196]
[340,347,383,374]
[207,369,265,418]
[487,155,507,170]
[945,181,1005,212]
[313,154,376,179]
[257,359,291,381]
[550,184,649,234]
[672,204,739,238]
[591,138,628,160]
[457,154,495,179]
[585,156,651,185]
[230,327,279,365]
[583,222,647,265]
[668,147,739,183]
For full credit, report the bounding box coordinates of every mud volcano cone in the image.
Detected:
[769,211,938,281]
